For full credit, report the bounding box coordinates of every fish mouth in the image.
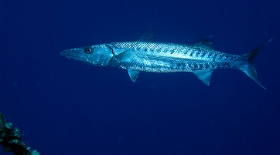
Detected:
[60,49,93,65]
[60,50,75,59]
[60,49,83,60]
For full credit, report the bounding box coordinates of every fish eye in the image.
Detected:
[84,47,92,54]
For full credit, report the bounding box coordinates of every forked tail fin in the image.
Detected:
[240,38,275,89]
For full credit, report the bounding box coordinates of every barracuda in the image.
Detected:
[60,30,274,89]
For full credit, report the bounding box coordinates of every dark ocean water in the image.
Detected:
[1,0,280,155]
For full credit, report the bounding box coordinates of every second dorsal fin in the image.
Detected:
[194,35,214,49]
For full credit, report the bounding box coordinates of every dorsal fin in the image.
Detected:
[130,30,155,49]
[194,35,214,49]
[138,30,155,42]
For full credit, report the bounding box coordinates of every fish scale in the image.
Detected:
[61,31,274,89]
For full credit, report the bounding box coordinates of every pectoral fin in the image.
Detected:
[193,70,213,86]
[128,69,140,82]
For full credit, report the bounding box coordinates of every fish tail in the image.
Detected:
[239,38,275,89]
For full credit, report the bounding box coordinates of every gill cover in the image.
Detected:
[87,44,114,66]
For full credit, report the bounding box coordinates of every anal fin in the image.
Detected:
[193,70,213,86]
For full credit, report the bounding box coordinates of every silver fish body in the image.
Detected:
[108,41,244,72]
[61,31,274,89]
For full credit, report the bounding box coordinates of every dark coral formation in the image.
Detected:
[0,113,39,155]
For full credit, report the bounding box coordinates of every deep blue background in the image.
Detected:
[1,0,280,155]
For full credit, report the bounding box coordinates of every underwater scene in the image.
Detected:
[0,0,280,155]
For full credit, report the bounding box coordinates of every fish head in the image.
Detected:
[60,44,113,66]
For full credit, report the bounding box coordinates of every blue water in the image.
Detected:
[1,0,280,155]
